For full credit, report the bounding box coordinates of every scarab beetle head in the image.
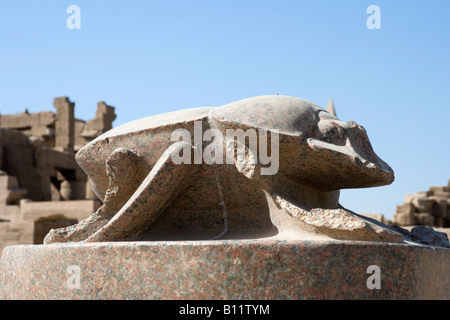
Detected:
[211,95,394,191]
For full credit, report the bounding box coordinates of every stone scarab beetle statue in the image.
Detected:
[44,95,402,244]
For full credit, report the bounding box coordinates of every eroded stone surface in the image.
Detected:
[411,225,450,248]
[276,197,403,242]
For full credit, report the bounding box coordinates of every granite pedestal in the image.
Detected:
[1,239,449,299]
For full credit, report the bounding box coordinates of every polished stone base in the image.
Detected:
[0,239,449,299]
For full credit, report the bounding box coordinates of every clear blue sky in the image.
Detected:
[1,1,449,220]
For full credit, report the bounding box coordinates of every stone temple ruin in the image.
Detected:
[393,180,450,228]
[0,97,115,252]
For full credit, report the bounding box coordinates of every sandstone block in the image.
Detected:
[414,213,434,226]
[412,198,434,212]
[393,212,415,226]
[429,186,448,193]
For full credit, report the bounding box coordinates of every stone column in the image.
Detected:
[96,101,116,133]
[53,97,75,151]
[59,180,72,201]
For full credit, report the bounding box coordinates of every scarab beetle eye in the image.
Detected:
[318,121,346,144]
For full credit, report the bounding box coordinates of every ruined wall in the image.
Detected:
[0,96,116,252]
[75,101,116,149]
[393,180,450,228]
[0,129,43,201]
[0,111,55,147]
[0,97,116,151]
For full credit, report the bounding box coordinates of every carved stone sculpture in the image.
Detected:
[44,95,401,244]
